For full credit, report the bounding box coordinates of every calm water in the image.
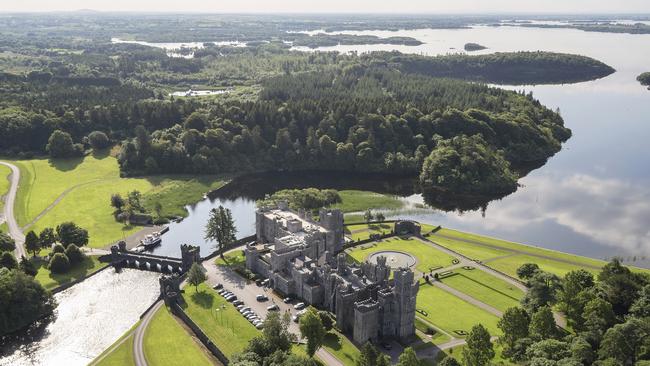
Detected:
[153,25,650,267]
[0,269,160,366]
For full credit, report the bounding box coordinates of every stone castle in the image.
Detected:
[244,202,419,344]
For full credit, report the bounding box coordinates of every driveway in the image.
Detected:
[0,162,25,258]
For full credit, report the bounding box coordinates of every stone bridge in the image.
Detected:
[102,242,201,274]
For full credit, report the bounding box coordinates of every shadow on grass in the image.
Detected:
[191,291,215,309]
[33,255,100,287]
[91,148,111,160]
[48,156,84,172]
[323,332,343,351]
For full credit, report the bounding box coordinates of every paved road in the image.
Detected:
[0,162,25,258]
[133,300,164,366]
[202,259,345,366]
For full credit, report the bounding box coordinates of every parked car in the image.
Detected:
[236,304,245,310]
[381,342,392,350]
[292,315,300,323]
[255,323,264,329]
[217,289,227,295]
[233,300,244,306]
[240,307,251,313]
[283,297,293,303]
[261,279,270,286]
[227,295,237,302]
[255,279,263,286]
[212,283,223,290]
[267,304,279,311]
[256,294,268,301]
[294,302,306,310]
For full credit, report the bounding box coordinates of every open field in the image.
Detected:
[7,155,226,248]
[441,268,524,312]
[322,329,361,366]
[416,283,501,337]
[331,190,404,213]
[144,305,215,366]
[345,222,393,241]
[347,237,457,273]
[33,255,107,290]
[0,164,10,210]
[181,283,259,358]
[94,334,135,366]
[428,235,510,261]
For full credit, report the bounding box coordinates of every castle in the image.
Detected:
[244,202,419,344]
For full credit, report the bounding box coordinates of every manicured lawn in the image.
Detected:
[33,255,107,290]
[10,155,226,248]
[322,329,360,366]
[94,334,135,366]
[181,283,259,358]
[331,190,404,213]
[441,268,524,312]
[0,163,10,210]
[215,250,246,267]
[345,223,393,241]
[144,305,214,366]
[416,283,501,337]
[488,254,601,278]
[428,235,510,261]
[347,237,457,273]
[415,317,452,345]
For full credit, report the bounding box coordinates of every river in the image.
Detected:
[0,269,160,366]
[146,25,650,267]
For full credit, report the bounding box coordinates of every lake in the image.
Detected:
[150,25,650,268]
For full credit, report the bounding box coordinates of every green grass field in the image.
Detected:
[347,237,457,273]
[415,317,452,345]
[441,268,524,312]
[144,305,214,366]
[8,155,226,248]
[345,223,393,241]
[331,190,404,213]
[94,334,135,366]
[416,283,501,337]
[33,255,107,290]
[181,283,259,358]
[322,329,361,366]
[428,235,510,261]
[0,164,10,210]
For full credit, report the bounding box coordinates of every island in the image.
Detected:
[290,34,424,48]
[464,42,488,51]
[637,72,650,89]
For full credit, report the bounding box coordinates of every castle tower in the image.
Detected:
[319,208,344,253]
[393,268,419,339]
[180,244,200,272]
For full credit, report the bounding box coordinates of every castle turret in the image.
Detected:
[393,268,419,339]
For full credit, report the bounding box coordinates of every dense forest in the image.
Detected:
[464,43,488,52]
[1,14,619,196]
[638,72,650,89]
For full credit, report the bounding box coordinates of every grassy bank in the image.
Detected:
[440,268,524,312]
[322,329,360,366]
[331,190,404,213]
[94,334,135,366]
[144,305,215,366]
[8,155,226,248]
[33,255,107,291]
[0,163,10,210]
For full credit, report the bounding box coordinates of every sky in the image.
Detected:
[2,0,650,14]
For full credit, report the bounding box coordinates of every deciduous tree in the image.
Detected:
[299,308,325,357]
[462,324,495,366]
[187,263,206,292]
[205,205,237,259]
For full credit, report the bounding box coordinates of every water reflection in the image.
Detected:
[0,269,160,366]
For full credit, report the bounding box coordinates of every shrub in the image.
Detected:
[52,244,65,254]
[49,253,70,273]
[87,131,110,150]
[64,244,84,264]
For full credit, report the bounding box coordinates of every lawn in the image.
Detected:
[347,237,457,273]
[144,305,214,366]
[322,329,361,366]
[415,317,452,345]
[33,255,107,291]
[93,334,135,366]
[416,283,501,337]
[9,155,226,248]
[488,254,601,278]
[345,223,393,241]
[428,235,510,261]
[441,268,524,312]
[0,163,10,210]
[331,190,404,213]
[215,250,246,267]
[181,282,259,358]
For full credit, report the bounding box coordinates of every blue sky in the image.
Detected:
[3,0,650,13]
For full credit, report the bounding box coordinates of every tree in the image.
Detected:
[64,244,84,264]
[49,253,70,274]
[0,252,18,270]
[597,258,645,316]
[25,231,40,257]
[39,228,57,249]
[299,308,325,357]
[154,201,163,218]
[19,256,37,276]
[498,307,530,352]
[363,209,374,223]
[375,212,386,222]
[46,130,79,158]
[0,268,54,335]
[0,232,16,252]
[598,318,650,365]
[357,343,380,366]
[396,347,420,366]
[462,324,495,366]
[522,271,561,312]
[318,310,334,331]
[558,270,595,329]
[111,194,125,212]
[52,244,65,254]
[187,263,206,292]
[629,284,650,318]
[438,357,461,366]
[570,336,595,365]
[517,263,541,280]
[56,222,89,247]
[529,306,558,341]
[526,339,571,362]
[205,205,237,259]
[127,190,144,212]
[582,297,616,340]
[88,131,110,150]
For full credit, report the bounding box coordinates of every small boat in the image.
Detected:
[140,233,162,249]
